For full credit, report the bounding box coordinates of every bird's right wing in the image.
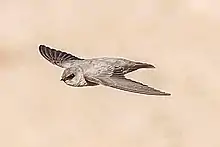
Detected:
[39,45,83,68]
[85,75,171,96]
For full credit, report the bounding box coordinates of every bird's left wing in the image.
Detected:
[85,74,171,96]
[39,45,83,68]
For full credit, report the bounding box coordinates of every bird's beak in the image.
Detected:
[60,78,65,82]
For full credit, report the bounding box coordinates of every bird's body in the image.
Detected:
[39,45,171,96]
[67,57,154,77]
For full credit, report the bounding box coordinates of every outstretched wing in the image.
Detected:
[85,75,171,96]
[39,45,83,68]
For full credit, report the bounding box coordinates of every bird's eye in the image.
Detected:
[66,74,75,80]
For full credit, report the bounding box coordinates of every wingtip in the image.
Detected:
[156,90,171,96]
[38,44,48,56]
[163,92,171,96]
[151,90,171,96]
[39,44,46,50]
[39,44,46,52]
[38,45,54,56]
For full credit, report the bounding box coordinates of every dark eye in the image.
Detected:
[66,74,75,80]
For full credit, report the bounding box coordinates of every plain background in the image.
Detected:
[0,0,220,146]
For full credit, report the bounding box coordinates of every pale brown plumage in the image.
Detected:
[39,45,171,96]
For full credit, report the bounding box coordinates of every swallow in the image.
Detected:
[39,45,171,96]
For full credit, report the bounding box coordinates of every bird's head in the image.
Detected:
[60,67,86,87]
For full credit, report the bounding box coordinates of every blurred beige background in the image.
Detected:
[0,0,220,147]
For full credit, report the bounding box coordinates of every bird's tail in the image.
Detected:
[125,62,155,74]
[134,62,155,69]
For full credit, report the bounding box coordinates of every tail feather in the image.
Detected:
[135,62,155,69]
[124,62,155,74]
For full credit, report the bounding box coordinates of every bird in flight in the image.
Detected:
[39,45,171,96]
